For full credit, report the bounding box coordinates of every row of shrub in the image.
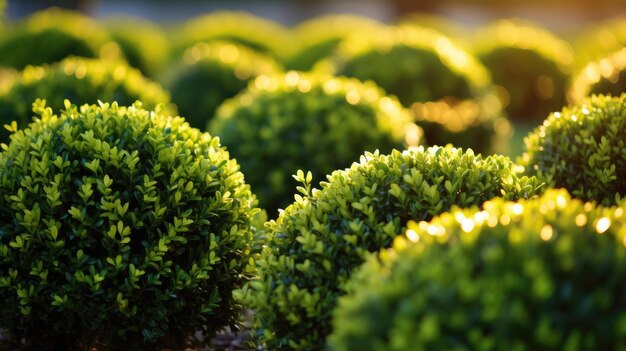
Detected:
[0,7,625,350]
[1,9,625,125]
[0,93,624,349]
[1,10,625,212]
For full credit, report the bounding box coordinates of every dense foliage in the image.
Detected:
[210,72,421,214]
[0,101,260,349]
[330,189,626,350]
[0,8,116,70]
[473,19,573,122]
[0,57,173,143]
[163,41,280,129]
[242,146,542,350]
[521,94,626,206]
[324,25,504,153]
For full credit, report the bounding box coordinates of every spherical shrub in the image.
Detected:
[568,47,626,103]
[210,72,422,214]
[163,41,280,129]
[521,94,626,206]
[0,57,174,143]
[0,8,116,70]
[473,19,573,122]
[103,16,170,78]
[171,11,293,62]
[330,189,626,351]
[324,25,504,154]
[285,14,385,71]
[0,100,260,349]
[243,146,542,350]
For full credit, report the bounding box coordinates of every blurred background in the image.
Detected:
[5,0,626,30]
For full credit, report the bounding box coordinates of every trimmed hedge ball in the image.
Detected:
[521,94,626,206]
[163,41,280,129]
[285,14,386,71]
[473,19,573,122]
[242,146,542,350]
[568,47,626,103]
[330,189,626,351]
[171,11,293,62]
[0,57,173,143]
[103,16,170,78]
[0,100,260,349]
[210,72,422,214]
[324,25,504,154]
[0,8,116,70]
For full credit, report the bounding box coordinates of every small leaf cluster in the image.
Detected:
[210,72,422,214]
[0,101,260,349]
[243,146,542,350]
[163,41,281,129]
[473,19,573,122]
[171,10,293,63]
[0,56,174,143]
[568,47,626,103]
[0,8,115,70]
[103,16,170,78]
[330,189,626,351]
[521,94,626,206]
[284,14,385,71]
[323,25,503,153]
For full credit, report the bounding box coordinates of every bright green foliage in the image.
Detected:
[330,189,626,351]
[163,41,280,129]
[0,57,174,143]
[0,101,260,349]
[285,14,385,71]
[568,48,626,103]
[171,11,293,62]
[242,146,542,350]
[473,19,573,122]
[521,94,626,206]
[103,16,170,77]
[574,17,626,69]
[324,25,503,153]
[210,72,422,215]
[0,8,116,70]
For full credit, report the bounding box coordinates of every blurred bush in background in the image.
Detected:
[102,16,170,78]
[323,25,506,154]
[0,8,118,70]
[0,57,173,143]
[473,19,573,123]
[162,41,281,129]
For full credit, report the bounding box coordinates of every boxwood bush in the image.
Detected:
[210,72,422,214]
[323,25,504,153]
[521,94,626,206]
[0,100,260,349]
[103,16,170,78]
[284,14,385,71]
[163,41,280,129]
[171,11,293,63]
[568,47,626,103]
[242,146,542,350]
[0,57,173,143]
[473,19,573,122]
[0,8,116,70]
[330,189,626,350]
